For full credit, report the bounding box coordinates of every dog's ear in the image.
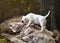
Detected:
[22,16,26,19]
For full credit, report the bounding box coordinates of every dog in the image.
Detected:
[21,11,50,32]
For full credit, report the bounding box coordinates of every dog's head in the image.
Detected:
[21,16,28,24]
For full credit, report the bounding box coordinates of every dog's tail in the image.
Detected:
[44,11,50,18]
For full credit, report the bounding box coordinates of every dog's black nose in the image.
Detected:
[22,21,24,23]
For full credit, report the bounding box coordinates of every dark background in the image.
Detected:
[55,0,60,30]
[0,0,60,31]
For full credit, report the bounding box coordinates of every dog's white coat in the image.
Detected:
[22,11,50,32]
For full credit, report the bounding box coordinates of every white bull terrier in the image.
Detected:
[21,11,50,32]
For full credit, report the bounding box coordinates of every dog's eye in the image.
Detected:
[22,21,24,23]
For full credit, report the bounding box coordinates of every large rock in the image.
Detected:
[16,25,55,43]
[1,24,56,43]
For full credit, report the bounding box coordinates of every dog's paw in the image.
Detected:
[39,27,44,32]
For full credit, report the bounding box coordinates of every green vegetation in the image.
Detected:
[0,36,10,43]
[27,4,31,12]
[20,0,25,5]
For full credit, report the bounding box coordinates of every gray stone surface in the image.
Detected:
[1,25,55,43]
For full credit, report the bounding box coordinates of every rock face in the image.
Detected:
[0,16,57,43]
[1,24,55,43]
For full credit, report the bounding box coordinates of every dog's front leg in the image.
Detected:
[40,27,44,32]
[26,19,32,27]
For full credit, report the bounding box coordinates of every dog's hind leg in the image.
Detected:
[39,19,46,32]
